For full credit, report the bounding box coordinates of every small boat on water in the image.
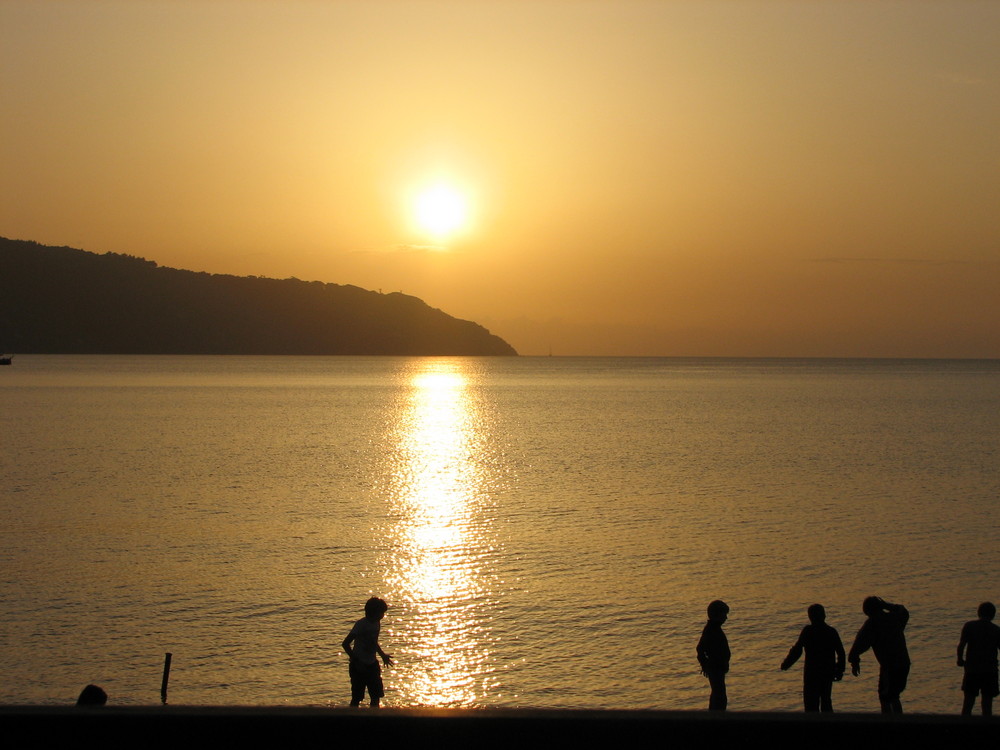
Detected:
[0,355,13,365]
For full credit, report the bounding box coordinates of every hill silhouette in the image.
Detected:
[0,238,516,356]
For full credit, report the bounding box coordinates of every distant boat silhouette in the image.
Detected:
[0,354,13,365]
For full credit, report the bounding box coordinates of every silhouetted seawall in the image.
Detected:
[0,238,516,356]
[0,707,992,750]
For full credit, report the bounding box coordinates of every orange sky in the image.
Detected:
[2,1,999,356]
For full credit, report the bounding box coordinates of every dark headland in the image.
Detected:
[0,237,516,356]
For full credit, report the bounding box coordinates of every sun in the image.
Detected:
[412,184,470,240]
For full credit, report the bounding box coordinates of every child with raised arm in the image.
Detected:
[956,601,1000,717]
[781,603,846,712]
[342,597,393,707]
[847,596,910,714]
[696,600,731,711]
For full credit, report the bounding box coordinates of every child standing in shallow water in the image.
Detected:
[780,603,846,712]
[956,601,1000,717]
[697,600,731,711]
[342,597,394,707]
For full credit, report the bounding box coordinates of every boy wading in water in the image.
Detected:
[697,600,731,711]
[956,601,1000,717]
[342,597,393,707]
[848,596,910,714]
[780,603,846,712]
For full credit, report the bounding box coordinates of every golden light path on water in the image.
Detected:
[382,359,498,706]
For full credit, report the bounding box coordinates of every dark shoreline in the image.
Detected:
[2,706,994,749]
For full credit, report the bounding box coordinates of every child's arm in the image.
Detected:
[376,643,394,666]
[956,623,969,667]
[781,632,804,671]
[342,632,355,659]
[696,634,708,675]
[696,626,718,675]
[847,625,870,676]
[834,630,846,680]
[884,601,908,627]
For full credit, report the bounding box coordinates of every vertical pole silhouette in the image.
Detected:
[160,653,172,705]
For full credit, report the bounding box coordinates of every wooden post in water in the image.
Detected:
[160,653,172,705]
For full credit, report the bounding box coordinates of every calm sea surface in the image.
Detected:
[1,355,997,713]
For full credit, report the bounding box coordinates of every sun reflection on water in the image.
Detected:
[382,359,498,706]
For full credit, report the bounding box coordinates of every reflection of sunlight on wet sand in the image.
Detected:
[384,360,494,706]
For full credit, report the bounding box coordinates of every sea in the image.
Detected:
[1,355,997,713]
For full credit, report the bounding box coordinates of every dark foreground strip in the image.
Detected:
[2,706,994,749]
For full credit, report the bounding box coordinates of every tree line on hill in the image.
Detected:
[0,237,516,356]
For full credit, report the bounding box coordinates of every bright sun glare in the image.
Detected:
[413,184,469,240]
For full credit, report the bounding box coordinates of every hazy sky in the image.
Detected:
[3,1,999,356]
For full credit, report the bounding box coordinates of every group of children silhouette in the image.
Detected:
[696,597,1000,717]
[341,596,999,716]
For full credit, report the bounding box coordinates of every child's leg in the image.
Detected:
[819,678,834,713]
[982,671,997,716]
[349,661,365,707]
[877,668,905,714]
[708,671,727,711]
[961,689,976,716]
[802,675,822,712]
[802,683,819,712]
[366,662,385,708]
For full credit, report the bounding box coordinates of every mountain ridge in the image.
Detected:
[0,237,517,356]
